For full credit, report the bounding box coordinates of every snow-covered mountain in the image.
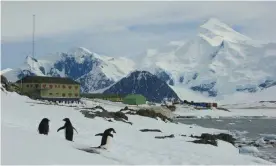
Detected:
[3,47,135,92]
[103,70,180,103]
[2,18,276,98]
[137,18,276,97]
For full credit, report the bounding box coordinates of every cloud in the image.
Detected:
[1,1,276,69]
[2,1,276,41]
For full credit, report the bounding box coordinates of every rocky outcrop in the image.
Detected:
[140,129,162,132]
[190,133,236,146]
[80,106,132,125]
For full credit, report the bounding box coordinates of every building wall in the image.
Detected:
[123,95,146,105]
[40,83,80,98]
[123,96,146,105]
[16,83,41,98]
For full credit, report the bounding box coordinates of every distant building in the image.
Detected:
[123,94,146,105]
[81,93,123,102]
[15,76,80,103]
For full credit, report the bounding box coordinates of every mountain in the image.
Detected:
[3,18,276,98]
[137,18,276,97]
[3,47,135,93]
[103,71,180,103]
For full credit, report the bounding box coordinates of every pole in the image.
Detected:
[32,14,35,59]
[31,14,35,70]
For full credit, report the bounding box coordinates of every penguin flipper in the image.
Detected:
[57,126,65,132]
[95,133,104,136]
[73,127,78,134]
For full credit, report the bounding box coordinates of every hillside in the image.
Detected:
[1,89,274,165]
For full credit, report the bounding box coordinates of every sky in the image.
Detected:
[1,1,276,69]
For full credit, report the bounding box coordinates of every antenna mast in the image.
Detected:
[32,14,35,59]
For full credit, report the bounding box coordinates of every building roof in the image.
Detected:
[15,76,80,85]
[124,94,146,99]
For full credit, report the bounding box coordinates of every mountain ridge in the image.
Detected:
[2,18,276,99]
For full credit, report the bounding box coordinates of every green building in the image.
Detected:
[123,94,146,105]
[15,76,81,103]
[81,93,123,102]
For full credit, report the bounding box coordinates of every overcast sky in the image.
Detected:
[2,1,276,69]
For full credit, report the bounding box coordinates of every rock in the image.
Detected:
[114,111,128,121]
[1,75,8,88]
[192,138,218,146]
[163,105,176,112]
[189,133,236,147]
[155,134,175,139]
[217,107,231,112]
[1,75,20,93]
[80,108,132,125]
[140,129,162,132]
[215,133,236,145]
[135,109,173,122]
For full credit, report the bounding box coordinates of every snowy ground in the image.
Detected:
[1,91,274,165]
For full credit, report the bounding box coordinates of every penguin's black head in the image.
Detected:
[107,128,116,134]
[42,118,50,122]
[63,118,70,122]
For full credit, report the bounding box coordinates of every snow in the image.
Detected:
[239,146,260,155]
[170,85,215,102]
[2,47,135,93]
[199,18,251,44]
[219,86,276,104]
[0,68,12,75]
[173,86,276,118]
[137,18,276,98]
[1,91,273,165]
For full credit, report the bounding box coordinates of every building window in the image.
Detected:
[55,85,58,88]
[63,85,66,89]
[68,93,72,97]
[26,84,29,88]
[49,85,53,88]
[75,93,78,97]
[49,93,53,96]
[30,84,33,88]
[68,86,72,89]
[75,86,78,90]
[56,93,59,95]
[62,93,65,97]
[42,84,46,88]
[35,84,39,88]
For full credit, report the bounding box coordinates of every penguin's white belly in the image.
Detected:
[100,136,111,149]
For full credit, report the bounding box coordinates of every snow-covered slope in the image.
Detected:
[219,86,276,105]
[1,90,274,164]
[138,18,276,98]
[3,47,135,93]
[0,68,13,75]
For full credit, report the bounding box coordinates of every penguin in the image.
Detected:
[57,118,78,141]
[38,118,50,135]
[95,128,116,149]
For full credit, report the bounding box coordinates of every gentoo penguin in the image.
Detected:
[95,128,116,149]
[57,118,78,141]
[38,118,50,135]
